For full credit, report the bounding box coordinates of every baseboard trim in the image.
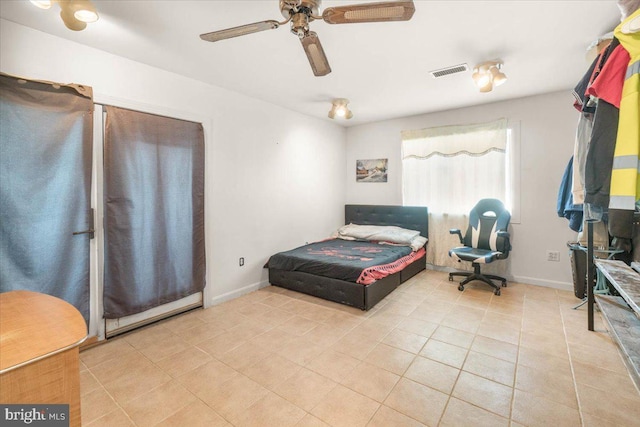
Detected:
[208,280,270,307]
[426,264,462,274]
[208,272,574,306]
[426,264,573,292]
[80,336,99,351]
[511,275,573,292]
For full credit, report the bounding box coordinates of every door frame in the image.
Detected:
[88,96,211,341]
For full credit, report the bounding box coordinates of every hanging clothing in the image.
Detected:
[583,44,629,209]
[571,40,619,202]
[586,45,630,108]
[572,114,594,204]
[609,8,640,240]
[584,100,621,208]
[573,39,620,114]
[558,157,584,232]
[572,55,599,112]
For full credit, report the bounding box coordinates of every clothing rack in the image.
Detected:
[583,7,639,330]
[587,221,595,331]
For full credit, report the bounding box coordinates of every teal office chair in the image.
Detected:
[448,199,512,295]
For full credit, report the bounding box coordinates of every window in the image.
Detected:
[402,119,518,217]
[401,119,519,268]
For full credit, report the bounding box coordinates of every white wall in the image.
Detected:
[0,20,347,312]
[346,92,580,290]
[0,19,582,310]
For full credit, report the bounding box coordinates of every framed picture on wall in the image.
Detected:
[356,158,388,183]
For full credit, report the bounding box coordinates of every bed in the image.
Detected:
[266,205,429,310]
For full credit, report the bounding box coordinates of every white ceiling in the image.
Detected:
[0,1,621,126]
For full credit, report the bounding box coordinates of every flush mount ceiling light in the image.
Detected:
[472,61,507,93]
[328,98,353,120]
[29,0,99,31]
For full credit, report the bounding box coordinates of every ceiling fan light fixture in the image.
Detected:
[30,0,52,9]
[329,98,353,120]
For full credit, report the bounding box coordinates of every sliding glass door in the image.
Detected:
[1,76,206,338]
[102,106,206,336]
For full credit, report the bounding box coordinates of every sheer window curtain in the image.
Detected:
[103,106,205,318]
[402,119,508,270]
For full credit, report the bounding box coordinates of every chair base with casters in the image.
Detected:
[449,263,507,296]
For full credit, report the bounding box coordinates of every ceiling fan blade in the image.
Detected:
[200,20,280,42]
[300,31,332,77]
[322,1,415,24]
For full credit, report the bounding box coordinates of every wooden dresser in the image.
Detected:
[0,291,87,427]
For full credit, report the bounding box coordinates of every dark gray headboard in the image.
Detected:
[345,205,429,238]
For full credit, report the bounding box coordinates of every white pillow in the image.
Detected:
[410,235,428,251]
[336,223,421,245]
[377,235,428,251]
[330,229,356,240]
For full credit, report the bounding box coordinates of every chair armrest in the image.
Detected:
[449,228,463,244]
[497,231,512,252]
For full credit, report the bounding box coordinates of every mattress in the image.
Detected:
[266,239,419,284]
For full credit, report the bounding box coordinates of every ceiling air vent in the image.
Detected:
[429,63,469,79]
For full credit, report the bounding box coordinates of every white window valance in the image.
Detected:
[401,118,508,159]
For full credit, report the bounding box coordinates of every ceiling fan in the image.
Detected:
[199,0,415,77]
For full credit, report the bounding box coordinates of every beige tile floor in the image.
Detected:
[79,270,640,427]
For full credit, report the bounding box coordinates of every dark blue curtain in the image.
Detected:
[103,106,205,318]
[0,73,93,324]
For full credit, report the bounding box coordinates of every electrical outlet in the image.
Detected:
[546,251,560,262]
[239,257,244,267]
